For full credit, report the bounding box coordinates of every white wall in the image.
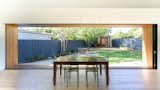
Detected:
[158,25,160,68]
[0,24,5,70]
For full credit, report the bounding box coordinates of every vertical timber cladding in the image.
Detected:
[142,25,153,68]
[6,24,18,68]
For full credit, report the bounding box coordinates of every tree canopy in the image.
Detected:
[112,28,142,39]
[32,27,111,46]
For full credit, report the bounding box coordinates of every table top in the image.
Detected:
[54,53,108,63]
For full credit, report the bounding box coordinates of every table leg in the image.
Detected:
[100,64,102,75]
[105,62,109,85]
[60,64,62,76]
[53,64,57,85]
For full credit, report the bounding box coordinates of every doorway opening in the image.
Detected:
[5,24,155,69]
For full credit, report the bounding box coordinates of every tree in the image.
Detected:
[131,28,142,38]
[77,27,110,46]
[32,27,111,44]
[112,30,128,39]
[112,28,142,39]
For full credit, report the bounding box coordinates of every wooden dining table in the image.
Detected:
[53,54,109,86]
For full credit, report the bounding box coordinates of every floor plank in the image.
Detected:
[0,69,160,90]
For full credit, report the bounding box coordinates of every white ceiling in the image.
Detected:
[0,0,160,8]
[1,8,160,24]
[1,0,160,24]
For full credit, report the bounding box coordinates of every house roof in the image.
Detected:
[19,30,52,36]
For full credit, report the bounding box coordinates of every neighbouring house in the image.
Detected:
[18,30,52,40]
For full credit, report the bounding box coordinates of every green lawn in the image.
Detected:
[97,50,142,64]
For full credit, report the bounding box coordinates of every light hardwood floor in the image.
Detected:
[0,69,160,90]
